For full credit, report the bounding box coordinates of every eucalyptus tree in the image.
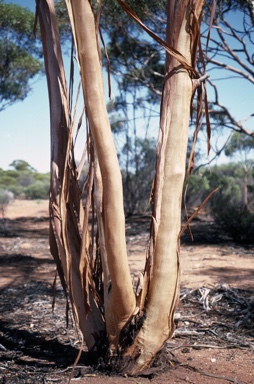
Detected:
[37,0,207,374]
[0,0,42,111]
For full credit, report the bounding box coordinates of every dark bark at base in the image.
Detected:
[91,346,177,378]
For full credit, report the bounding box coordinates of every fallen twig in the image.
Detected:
[167,342,250,351]
[180,363,246,384]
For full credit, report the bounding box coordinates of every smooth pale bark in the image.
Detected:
[66,0,136,346]
[37,0,104,350]
[243,165,248,207]
[124,0,205,373]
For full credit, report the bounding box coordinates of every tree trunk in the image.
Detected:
[122,0,205,373]
[38,0,206,374]
[37,0,105,351]
[243,165,248,208]
[65,0,136,349]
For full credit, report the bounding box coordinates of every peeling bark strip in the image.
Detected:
[116,0,198,77]
[37,0,104,350]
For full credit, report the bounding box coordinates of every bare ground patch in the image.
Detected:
[0,202,253,383]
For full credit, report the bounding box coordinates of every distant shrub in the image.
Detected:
[210,198,254,244]
[0,161,50,199]
[184,173,210,207]
[24,181,49,199]
[18,172,35,187]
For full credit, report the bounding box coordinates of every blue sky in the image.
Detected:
[0,1,253,173]
[1,0,122,173]
[1,0,51,172]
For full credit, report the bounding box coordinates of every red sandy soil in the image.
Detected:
[0,200,253,383]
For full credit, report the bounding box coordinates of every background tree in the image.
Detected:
[0,0,42,111]
[122,137,156,215]
[188,162,254,243]
[225,132,254,207]
[207,163,254,243]
[0,160,50,199]
[9,159,36,172]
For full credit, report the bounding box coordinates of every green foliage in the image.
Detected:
[190,163,254,243]
[55,0,167,101]
[211,198,254,243]
[97,0,167,34]
[0,160,49,200]
[185,173,210,207]
[225,132,254,161]
[50,1,254,222]
[18,172,35,187]
[9,159,36,172]
[184,162,254,243]
[106,36,164,102]
[0,0,42,111]
[101,1,167,106]
[55,0,72,41]
[186,164,244,208]
[25,181,49,199]
[205,164,243,204]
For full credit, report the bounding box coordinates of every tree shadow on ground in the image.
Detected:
[125,215,251,247]
[199,265,254,286]
[0,217,49,238]
[0,280,95,383]
[0,253,55,289]
[0,320,80,368]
